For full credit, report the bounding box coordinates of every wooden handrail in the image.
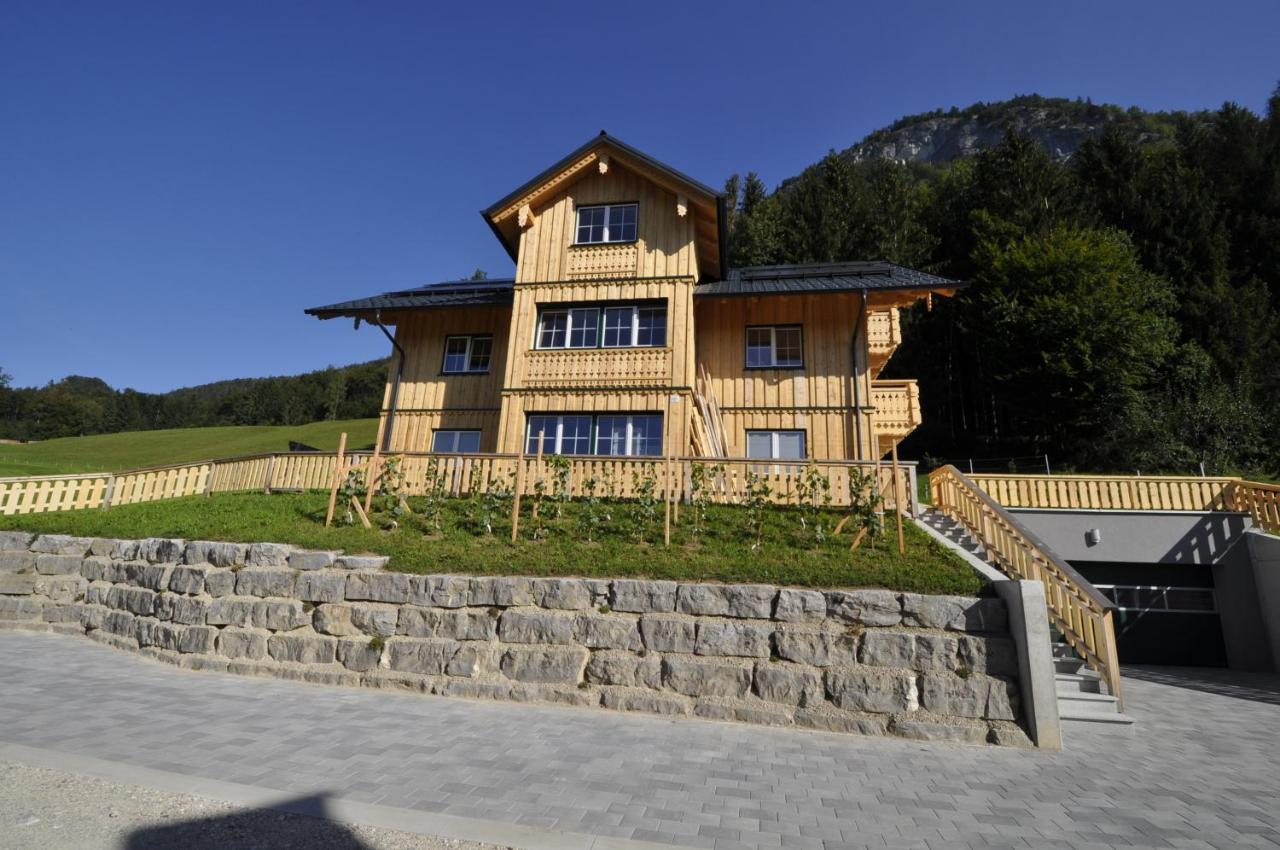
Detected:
[929,464,1124,709]
[1228,479,1280,535]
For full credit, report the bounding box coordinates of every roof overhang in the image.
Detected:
[693,261,966,305]
[481,131,726,279]
[305,280,515,321]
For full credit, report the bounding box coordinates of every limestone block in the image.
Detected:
[774,629,859,667]
[183,541,248,568]
[445,679,511,701]
[102,610,136,636]
[989,721,1033,748]
[532,578,593,610]
[246,542,294,567]
[414,575,470,608]
[388,638,457,675]
[901,594,1008,633]
[288,550,338,571]
[0,551,37,573]
[30,535,93,556]
[499,646,588,684]
[662,657,752,698]
[105,586,156,616]
[694,700,792,727]
[34,575,87,604]
[694,621,773,658]
[639,615,696,653]
[42,603,83,624]
[753,662,823,706]
[891,717,988,745]
[138,538,185,564]
[509,683,599,708]
[337,637,384,672]
[124,563,171,591]
[334,554,388,571]
[0,597,41,620]
[205,597,258,628]
[204,570,236,598]
[0,574,36,595]
[345,571,411,604]
[79,556,111,582]
[296,570,346,604]
[313,604,360,636]
[256,600,310,631]
[35,554,83,576]
[584,579,612,607]
[217,628,268,660]
[167,566,209,595]
[79,604,108,631]
[825,668,918,714]
[84,582,111,606]
[445,643,493,678]
[235,569,297,598]
[398,607,496,641]
[350,603,398,637]
[267,632,337,665]
[498,609,575,644]
[774,589,827,623]
[919,674,1019,721]
[109,540,141,560]
[154,594,209,625]
[486,577,536,607]
[609,579,678,613]
[87,538,120,557]
[958,635,1019,677]
[585,651,642,686]
[573,612,642,650]
[676,583,777,618]
[826,590,902,626]
[179,626,217,654]
[600,688,690,715]
[860,631,958,672]
[0,531,33,551]
[135,618,182,651]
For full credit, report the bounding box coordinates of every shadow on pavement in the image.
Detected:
[124,793,373,849]
[1125,665,1280,707]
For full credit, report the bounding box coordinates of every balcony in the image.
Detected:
[566,243,639,279]
[867,308,902,378]
[871,379,921,453]
[520,347,671,388]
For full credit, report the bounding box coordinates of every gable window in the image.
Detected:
[575,203,637,244]
[536,303,666,349]
[525,413,662,456]
[746,430,806,460]
[745,325,803,368]
[432,430,482,453]
[442,335,493,374]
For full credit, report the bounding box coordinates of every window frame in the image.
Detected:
[440,334,494,375]
[573,202,639,245]
[744,429,808,461]
[534,301,667,350]
[431,429,482,454]
[525,412,663,457]
[744,324,804,369]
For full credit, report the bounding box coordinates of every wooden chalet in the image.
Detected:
[306,132,961,462]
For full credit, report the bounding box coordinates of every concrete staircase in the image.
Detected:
[919,507,1135,732]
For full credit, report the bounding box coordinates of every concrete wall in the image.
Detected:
[1008,509,1250,565]
[0,531,1035,748]
[1228,531,1280,672]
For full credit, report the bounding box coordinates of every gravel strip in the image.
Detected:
[0,761,508,850]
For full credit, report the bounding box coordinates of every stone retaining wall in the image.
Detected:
[0,531,1031,747]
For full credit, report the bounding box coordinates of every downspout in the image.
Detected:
[370,310,405,453]
[851,291,867,462]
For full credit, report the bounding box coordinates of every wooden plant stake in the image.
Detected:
[833,514,852,536]
[510,444,527,543]
[664,455,672,548]
[848,526,869,553]
[891,440,905,555]
[325,432,348,527]
[363,440,383,517]
[532,431,545,521]
[350,494,372,529]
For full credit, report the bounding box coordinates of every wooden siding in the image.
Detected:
[514,165,698,284]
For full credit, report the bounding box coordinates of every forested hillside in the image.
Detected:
[0,360,388,442]
[724,87,1280,474]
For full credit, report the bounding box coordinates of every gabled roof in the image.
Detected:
[694,261,964,298]
[304,278,514,320]
[481,131,727,279]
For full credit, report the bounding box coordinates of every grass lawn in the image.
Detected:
[0,491,985,594]
[0,419,379,477]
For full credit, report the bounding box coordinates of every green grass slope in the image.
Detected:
[0,419,379,477]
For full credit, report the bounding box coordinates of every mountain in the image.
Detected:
[842,95,1198,165]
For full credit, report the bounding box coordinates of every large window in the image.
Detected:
[536,303,666,349]
[526,413,662,456]
[432,430,482,453]
[575,203,637,244]
[441,335,493,374]
[745,325,803,368]
[745,429,806,460]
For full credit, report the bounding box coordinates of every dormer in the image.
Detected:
[482,132,726,284]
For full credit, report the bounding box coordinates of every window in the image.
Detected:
[575,203,637,244]
[441,335,493,374]
[526,413,662,456]
[432,430,481,453]
[745,430,807,460]
[536,303,665,349]
[745,325,803,368]
[1095,585,1218,614]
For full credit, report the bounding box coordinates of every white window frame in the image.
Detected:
[745,429,807,460]
[745,325,803,368]
[602,305,667,348]
[441,335,493,374]
[596,414,663,457]
[431,430,482,453]
[574,203,638,245]
[525,414,593,455]
[535,308,600,350]
[536,303,665,350]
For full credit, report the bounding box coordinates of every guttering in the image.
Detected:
[371,310,405,453]
[851,291,867,461]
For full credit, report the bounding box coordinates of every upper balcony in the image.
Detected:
[871,378,921,454]
[867,308,902,378]
[519,346,672,389]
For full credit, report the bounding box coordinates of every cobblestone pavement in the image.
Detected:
[1,632,1278,850]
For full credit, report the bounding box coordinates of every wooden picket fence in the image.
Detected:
[0,451,920,517]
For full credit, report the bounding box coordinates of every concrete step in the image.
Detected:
[1058,691,1121,713]
[1055,673,1103,695]
[1059,710,1136,735]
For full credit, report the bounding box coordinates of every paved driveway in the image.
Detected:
[1,631,1278,850]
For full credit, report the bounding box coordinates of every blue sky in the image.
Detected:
[3,0,1277,393]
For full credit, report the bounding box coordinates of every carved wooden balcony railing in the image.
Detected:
[871,379,920,452]
[520,346,671,388]
[867,308,902,378]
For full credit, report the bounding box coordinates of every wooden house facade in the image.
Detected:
[307,133,960,462]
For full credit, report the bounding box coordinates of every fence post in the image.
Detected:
[205,462,217,496]
[262,455,276,495]
[101,474,116,510]
[510,446,526,543]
